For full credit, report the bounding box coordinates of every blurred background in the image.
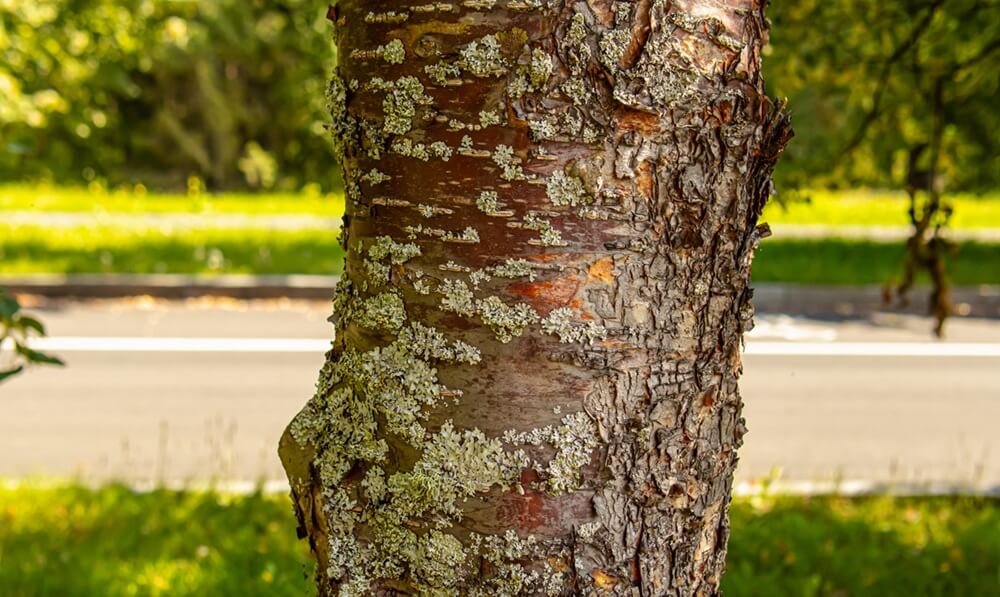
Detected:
[1,0,998,595]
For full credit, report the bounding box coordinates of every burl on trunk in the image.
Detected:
[280,0,790,595]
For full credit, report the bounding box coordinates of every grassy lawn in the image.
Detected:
[762,189,1000,229]
[2,223,998,286]
[0,184,344,216]
[0,224,345,277]
[0,485,996,596]
[3,185,1000,229]
[752,239,1000,286]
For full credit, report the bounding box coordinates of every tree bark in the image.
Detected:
[280,1,790,595]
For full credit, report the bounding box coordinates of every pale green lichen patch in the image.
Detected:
[376,76,433,136]
[391,138,453,162]
[476,296,539,344]
[490,258,537,281]
[361,169,391,185]
[405,224,480,244]
[398,322,481,365]
[365,11,410,24]
[424,62,461,86]
[546,171,593,206]
[365,236,422,285]
[540,307,606,344]
[439,279,477,317]
[598,29,631,71]
[529,48,553,89]
[523,213,567,247]
[492,145,526,181]
[378,39,406,64]
[458,34,507,77]
[504,411,599,494]
[356,292,407,333]
[479,110,502,128]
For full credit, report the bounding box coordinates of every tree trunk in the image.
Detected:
[280,0,790,595]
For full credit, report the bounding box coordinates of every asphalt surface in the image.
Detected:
[1,298,998,490]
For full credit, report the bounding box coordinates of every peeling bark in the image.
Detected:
[281,0,791,595]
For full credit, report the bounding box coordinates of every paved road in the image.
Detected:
[1,298,998,490]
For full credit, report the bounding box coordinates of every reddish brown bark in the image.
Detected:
[281,1,790,595]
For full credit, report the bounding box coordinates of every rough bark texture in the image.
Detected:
[280,1,791,595]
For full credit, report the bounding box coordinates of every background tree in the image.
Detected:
[765,0,1000,333]
[280,0,789,594]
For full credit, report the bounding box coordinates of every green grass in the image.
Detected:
[0,184,344,216]
[762,189,1000,229]
[752,239,1000,286]
[0,223,345,276]
[0,485,997,596]
[4,185,1000,230]
[3,224,998,286]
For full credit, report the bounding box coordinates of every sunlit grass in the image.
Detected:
[0,484,997,596]
[0,223,345,276]
[762,189,1000,229]
[4,185,1000,230]
[3,223,998,286]
[0,184,344,216]
[751,239,1000,286]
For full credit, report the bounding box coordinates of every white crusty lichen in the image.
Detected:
[540,307,606,344]
[546,171,592,206]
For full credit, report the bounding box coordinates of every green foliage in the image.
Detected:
[766,0,1000,192]
[0,0,338,191]
[1,485,997,596]
[0,288,63,384]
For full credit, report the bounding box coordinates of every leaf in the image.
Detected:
[0,366,25,383]
[14,315,46,336]
[0,292,20,319]
[14,343,65,367]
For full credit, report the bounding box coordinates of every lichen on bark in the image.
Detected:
[281,0,791,594]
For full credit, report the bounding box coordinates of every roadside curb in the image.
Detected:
[753,283,1000,317]
[2,275,997,316]
[0,273,338,300]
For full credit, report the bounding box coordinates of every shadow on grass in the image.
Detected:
[0,232,345,277]
[2,486,998,596]
[752,239,1000,286]
[723,496,1000,596]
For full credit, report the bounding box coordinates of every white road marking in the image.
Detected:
[745,342,1000,357]
[10,337,1000,357]
[21,337,330,353]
